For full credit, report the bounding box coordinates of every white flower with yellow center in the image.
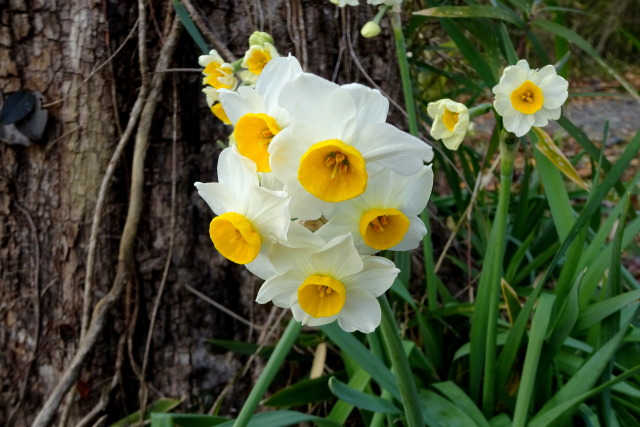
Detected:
[427,99,469,151]
[318,166,433,254]
[195,147,290,267]
[256,233,399,333]
[241,43,280,77]
[220,56,303,173]
[269,73,433,220]
[199,50,238,90]
[202,87,231,125]
[492,59,568,137]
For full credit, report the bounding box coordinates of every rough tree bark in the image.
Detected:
[0,0,400,425]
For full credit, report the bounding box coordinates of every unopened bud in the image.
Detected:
[248,31,274,47]
[361,21,382,38]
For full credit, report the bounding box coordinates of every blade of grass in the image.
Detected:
[172,0,209,54]
[432,381,491,427]
[328,377,402,415]
[512,293,555,427]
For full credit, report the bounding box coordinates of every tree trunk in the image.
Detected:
[0,1,399,425]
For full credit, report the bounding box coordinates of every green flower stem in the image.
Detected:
[468,103,493,119]
[379,294,424,427]
[232,318,302,427]
[469,130,517,415]
[372,4,390,24]
[389,10,419,136]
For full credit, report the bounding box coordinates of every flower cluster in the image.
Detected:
[196,55,434,333]
[199,31,281,124]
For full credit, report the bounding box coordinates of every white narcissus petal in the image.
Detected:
[356,122,434,174]
[246,187,290,240]
[194,182,234,215]
[256,270,306,307]
[337,287,382,333]
[342,256,399,297]
[400,165,434,215]
[246,245,277,280]
[269,241,322,276]
[283,176,331,220]
[342,83,389,130]
[216,147,258,200]
[219,86,266,125]
[316,213,365,252]
[279,73,356,130]
[257,55,303,114]
[291,304,338,327]
[311,234,363,279]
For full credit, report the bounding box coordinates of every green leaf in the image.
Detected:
[531,309,639,424]
[263,374,337,407]
[111,398,183,427]
[529,363,640,426]
[420,390,481,426]
[328,377,402,414]
[215,410,342,427]
[207,339,272,357]
[432,381,490,427]
[414,5,522,27]
[150,413,229,427]
[513,293,555,427]
[534,19,640,104]
[574,289,640,332]
[321,323,401,400]
[327,368,370,424]
[172,0,209,54]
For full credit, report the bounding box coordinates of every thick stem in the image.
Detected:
[379,295,424,427]
[232,319,302,427]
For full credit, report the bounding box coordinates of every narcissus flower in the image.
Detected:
[195,147,290,266]
[269,73,433,220]
[492,59,568,137]
[427,99,469,151]
[220,56,303,172]
[241,43,280,77]
[256,234,399,333]
[318,166,433,254]
[199,50,238,90]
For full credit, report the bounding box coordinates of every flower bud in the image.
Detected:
[361,21,381,38]
[248,31,274,47]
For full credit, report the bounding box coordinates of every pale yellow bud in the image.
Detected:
[248,31,274,47]
[361,21,381,38]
